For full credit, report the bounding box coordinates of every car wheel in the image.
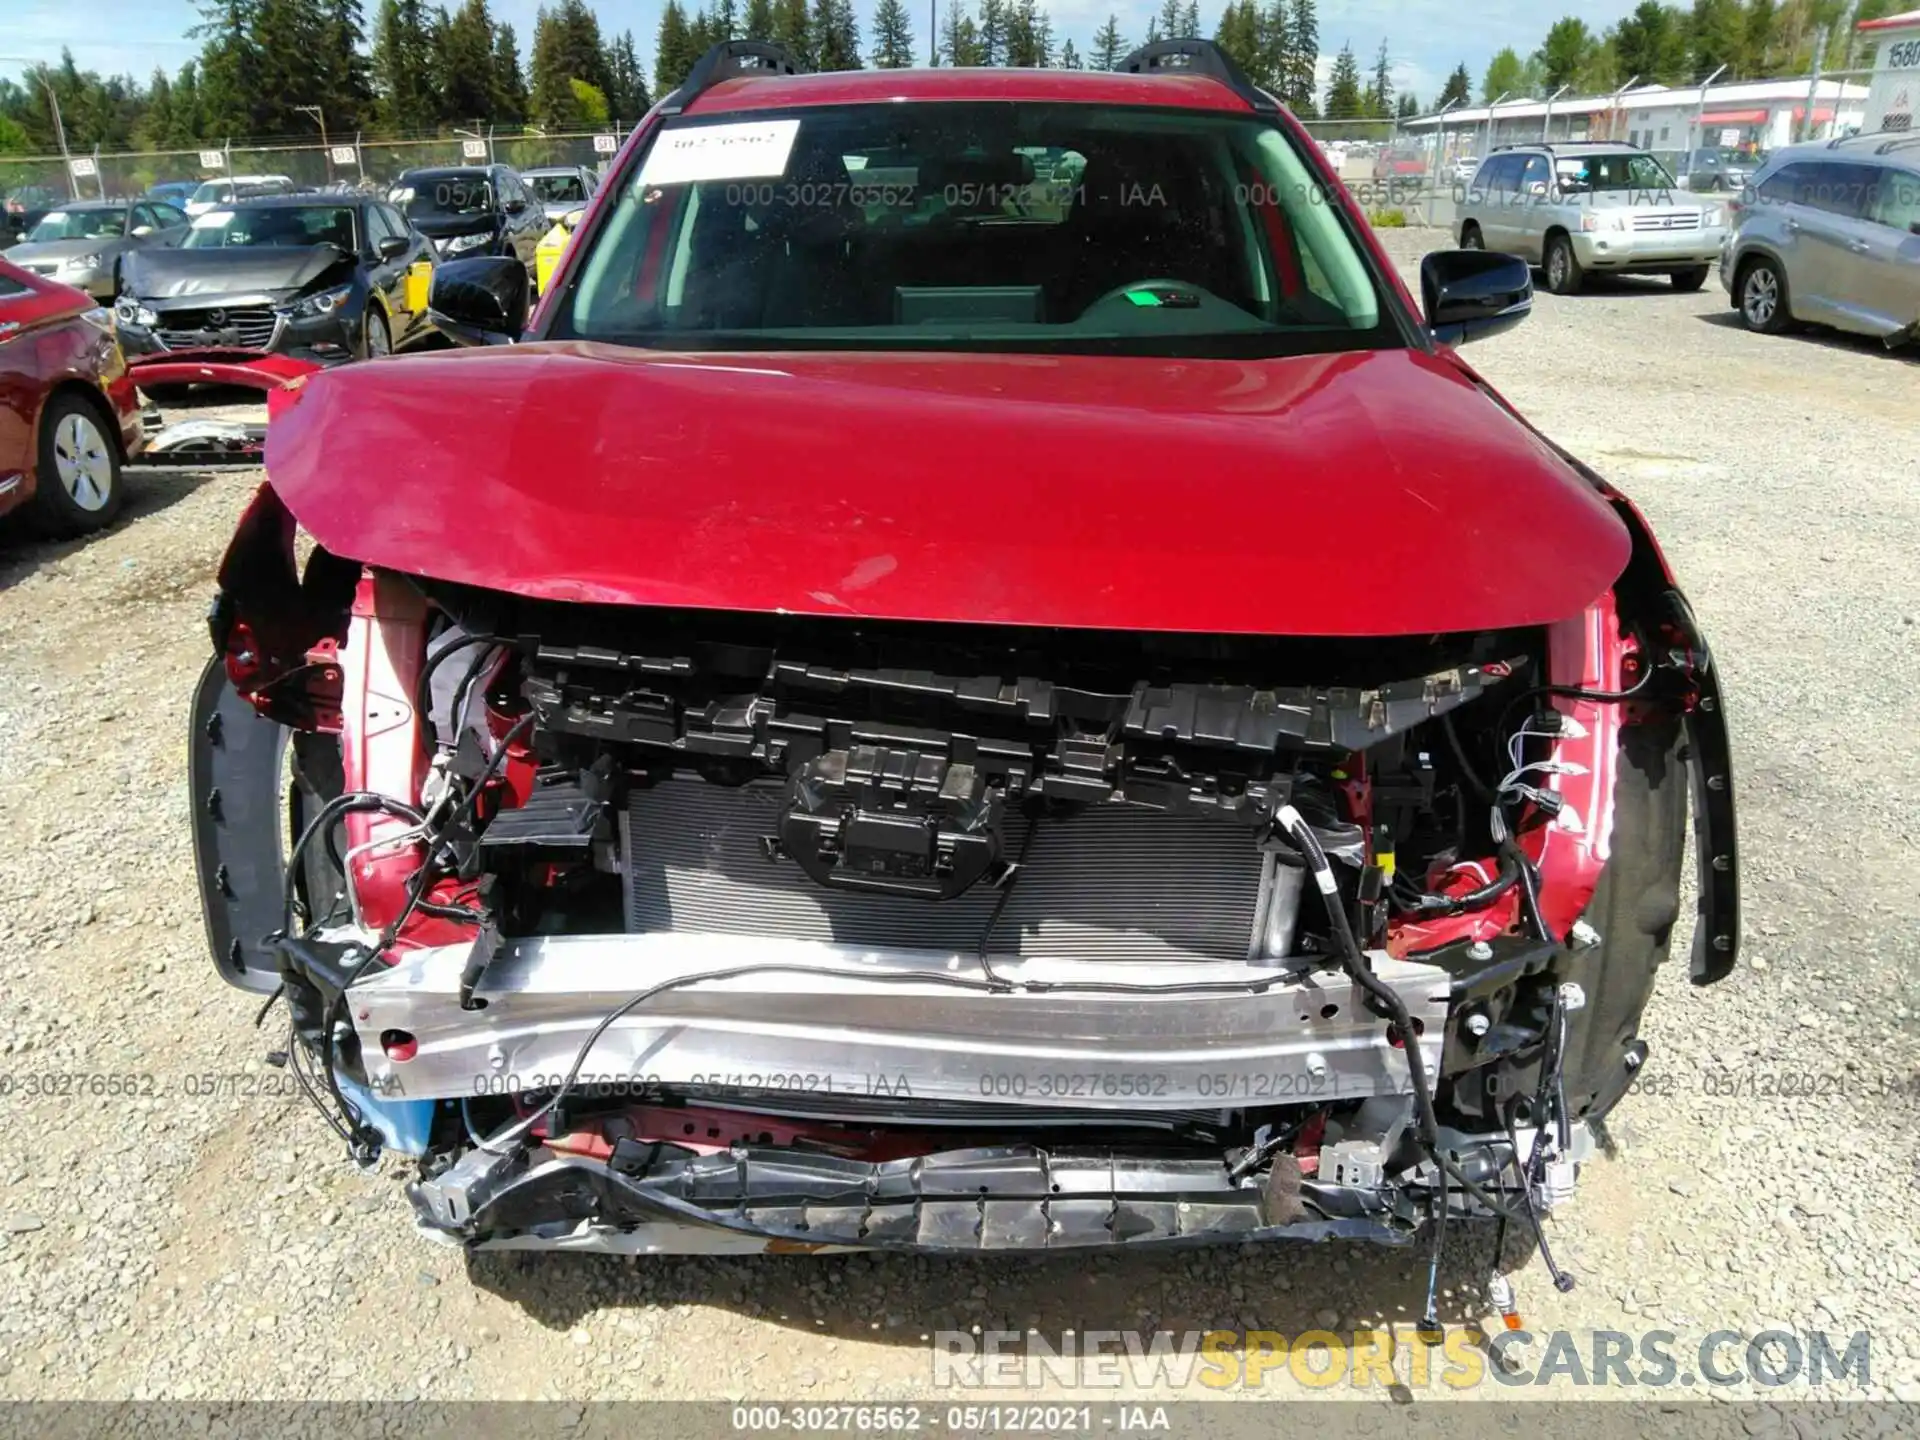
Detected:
[362,307,391,360]
[28,392,123,538]
[1544,233,1584,295]
[1459,222,1484,250]
[1670,266,1710,292]
[1738,257,1789,334]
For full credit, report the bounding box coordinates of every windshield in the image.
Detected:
[1558,152,1677,192]
[26,208,127,242]
[183,205,358,249]
[191,182,230,204]
[396,173,495,219]
[528,172,588,204]
[556,103,1390,358]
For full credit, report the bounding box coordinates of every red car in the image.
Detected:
[0,258,142,535]
[191,42,1736,1303]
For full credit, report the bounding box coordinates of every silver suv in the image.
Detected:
[1457,142,1731,295]
[1719,136,1920,347]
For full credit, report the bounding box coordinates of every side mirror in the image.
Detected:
[427,255,528,346]
[561,207,586,232]
[131,225,154,237]
[504,198,527,215]
[376,234,410,258]
[1527,181,1548,197]
[1421,249,1532,347]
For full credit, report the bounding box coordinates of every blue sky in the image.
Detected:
[4,0,1648,112]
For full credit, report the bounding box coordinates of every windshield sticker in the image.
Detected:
[639,119,801,186]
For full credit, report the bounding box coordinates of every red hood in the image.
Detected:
[263,342,1629,636]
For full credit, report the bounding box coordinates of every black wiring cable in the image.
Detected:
[413,632,498,749]
[280,793,428,932]
[1440,712,1494,804]
[447,641,504,749]
[1271,806,1531,1225]
[975,815,1042,991]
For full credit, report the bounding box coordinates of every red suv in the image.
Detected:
[194,43,1736,1303]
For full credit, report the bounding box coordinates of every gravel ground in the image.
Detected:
[1,231,1917,1414]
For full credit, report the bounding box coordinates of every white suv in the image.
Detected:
[1457,142,1731,294]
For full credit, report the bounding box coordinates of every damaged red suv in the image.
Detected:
[192,42,1737,1297]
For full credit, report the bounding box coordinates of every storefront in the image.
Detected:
[1860,8,1920,132]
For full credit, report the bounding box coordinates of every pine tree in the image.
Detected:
[810,0,861,70]
[492,23,527,121]
[1057,38,1080,67]
[606,30,649,118]
[1089,14,1124,69]
[1182,1,1200,38]
[1322,40,1362,119]
[942,6,984,63]
[1364,37,1392,117]
[1005,0,1049,65]
[320,0,373,132]
[1153,0,1184,42]
[1397,91,1418,118]
[652,0,699,93]
[1214,0,1261,81]
[871,0,915,66]
[771,0,811,65]
[1438,62,1470,107]
[711,0,739,40]
[1254,0,1288,93]
[368,0,437,131]
[978,0,1007,64]
[1742,0,1775,73]
[744,0,774,41]
[1285,0,1317,115]
[440,0,497,125]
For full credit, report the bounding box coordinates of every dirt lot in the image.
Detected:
[2,229,1918,1411]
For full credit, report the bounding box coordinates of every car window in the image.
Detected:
[1865,167,1920,234]
[25,208,128,242]
[1558,152,1675,192]
[153,203,188,228]
[1520,155,1552,193]
[363,204,397,247]
[558,101,1393,361]
[0,273,28,299]
[395,172,495,220]
[529,172,590,205]
[184,205,359,249]
[377,204,414,242]
[191,181,231,205]
[1789,162,1880,218]
[1473,155,1518,193]
[131,204,160,232]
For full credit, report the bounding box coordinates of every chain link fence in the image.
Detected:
[2,126,628,209]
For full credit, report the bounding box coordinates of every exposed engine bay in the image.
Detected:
[192,484,1736,1316]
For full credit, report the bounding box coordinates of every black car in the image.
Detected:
[391,165,544,277]
[114,195,434,364]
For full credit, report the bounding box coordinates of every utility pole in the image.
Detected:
[930,0,937,65]
[1799,27,1829,143]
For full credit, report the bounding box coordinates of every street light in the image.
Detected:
[295,104,330,184]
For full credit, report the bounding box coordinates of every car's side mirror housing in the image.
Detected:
[427,256,528,346]
[505,198,528,215]
[1421,249,1532,347]
[377,234,411,258]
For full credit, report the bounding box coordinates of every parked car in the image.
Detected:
[184,174,299,216]
[192,41,1736,1269]
[1679,145,1762,193]
[1,199,191,299]
[1457,142,1730,294]
[115,194,435,364]
[1720,137,1920,345]
[0,258,143,535]
[389,164,545,277]
[145,180,201,208]
[3,186,64,246]
[1450,155,1479,185]
[519,164,600,223]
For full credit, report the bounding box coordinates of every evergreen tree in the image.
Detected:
[1610,2,1690,83]
[1688,0,1747,78]
[1536,16,1598,89]
[711,0,739,40]
[1153,0,1185,42]
[1182,2,1201,38]
[492,23,528,121]
[194,0,262,136]
[771,0,812,65]
[810,0,861,70]
[440,0,498,124]
[1322,41,1363,119]
[1437,62,1471,107]
[943,6,985,63]
[979,0,1007,64]
[652,0,699,94]
[1057,38,1080,67]
[1089,14,1125,69]
[319,0,373,131]
[1396,91,1418,118]
[1742,0,1775,73]
[1364,37,1392,116]
[744,0,775,41]
[1214,0,1262,80]
[1005,0,1050,65]
[1284,0,1318,116]
[606,30,649,118]
[369,0,438,130]
[871,0,915,66]
[1254,0,1288,93]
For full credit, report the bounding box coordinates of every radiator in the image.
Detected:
[620,777,1263,963]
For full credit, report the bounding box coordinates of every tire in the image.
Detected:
[1670,266,1710,292]
[1459,221,1484,250]
[1737,256,1790,334]
[361,306,391,360]
[28,391,123,538]
[1543,233,1584,295]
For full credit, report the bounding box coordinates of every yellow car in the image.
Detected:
[535,208,585,297]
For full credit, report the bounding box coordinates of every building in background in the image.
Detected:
[1859,9,1920,132]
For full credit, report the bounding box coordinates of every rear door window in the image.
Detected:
[1866,167,1920,234]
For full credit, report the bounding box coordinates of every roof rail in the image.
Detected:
[1875,133,1920,156]
[1116,39,1276,112]
[1823,127,1915,150]
[1491,140,1638,154]
[660,41,807,115]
